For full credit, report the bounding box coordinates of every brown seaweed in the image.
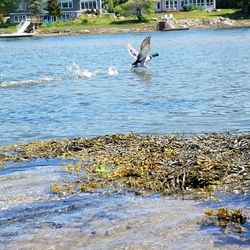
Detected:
[0,133,249,195]
[204,208,248,233]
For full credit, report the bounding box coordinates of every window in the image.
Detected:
[207,0,214,5]
[21,15,26,21]
[165,1,168,9]
[166,1,177,9]
[157,2,161,10]
[14,16,19,23]
[81,1,98,10]
[169,1,173,8]
[60,1,73,9]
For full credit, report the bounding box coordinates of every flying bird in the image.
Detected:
[126,36,159,69]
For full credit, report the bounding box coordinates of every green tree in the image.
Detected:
[114,0,154,20]
[0,14,4,24]
[242,0,249,15]
[0,0,19,16]
[105,0,127,12]
[108,0,114,12]
[217,0,249,15]
[47,0,62,21]
[216,0,240,8]
[30,0,47,14]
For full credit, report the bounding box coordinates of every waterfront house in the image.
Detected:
[10,1,33,24]
[10,0,103,23]
[155,0,216,12]
[57,0,102,20]
[10,0,217,24]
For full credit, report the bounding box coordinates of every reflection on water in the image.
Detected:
[131,68,152,82]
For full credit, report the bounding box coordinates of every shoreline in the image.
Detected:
[34,18,250,37]
[1,132,249,196]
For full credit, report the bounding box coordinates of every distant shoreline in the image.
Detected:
[35,18,250,37]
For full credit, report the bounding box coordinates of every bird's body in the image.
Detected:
[126,36,159,69]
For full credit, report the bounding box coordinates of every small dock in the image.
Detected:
[0,17,40,39]
[157,14,189,31]
[0,33,34,39]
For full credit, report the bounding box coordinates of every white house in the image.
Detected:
[10,0,103,23]
[155,0,216,12]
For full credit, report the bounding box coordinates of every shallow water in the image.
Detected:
[0,29,250,146]
[0,29,250,248]
[0,159,249,249]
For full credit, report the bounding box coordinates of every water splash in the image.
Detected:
[107,66,118,76]
[0,76,63,88]
[0,64,118,89]
[67,63,118,78]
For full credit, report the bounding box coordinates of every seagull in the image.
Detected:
[126,36,159,69]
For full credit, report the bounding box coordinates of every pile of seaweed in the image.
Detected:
[204,208,248,233]
[0,133,249,195]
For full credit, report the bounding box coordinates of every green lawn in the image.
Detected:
[0,23,17,34]
[39,9,243,33]
[0,9,248,34]
[39,13,150,33]
[154,9,241,20]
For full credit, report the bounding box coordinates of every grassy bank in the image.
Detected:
[0,9,249,35]
[0,23,17,34]
[155,8,241,20]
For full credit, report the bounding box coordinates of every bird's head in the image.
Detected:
[151,53,159,57]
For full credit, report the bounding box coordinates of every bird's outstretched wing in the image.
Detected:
[137,36,151,61]
[126,42,138,59]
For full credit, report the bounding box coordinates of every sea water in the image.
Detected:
[0,29,249,146]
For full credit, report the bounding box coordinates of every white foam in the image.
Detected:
[68,63,118,78]
[0,76,61,88]
[107,66,118,76]
[0,64,118,88]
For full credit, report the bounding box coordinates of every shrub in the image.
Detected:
[81,18,88,24]
[114,0,155,20]
[0,14,4,24]
[183,5,202,12]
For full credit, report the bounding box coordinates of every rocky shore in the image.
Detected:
[35,17,250,36]
[178,17,250,29]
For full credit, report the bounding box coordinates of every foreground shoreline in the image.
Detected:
[0,133,249,248]
[1,132,249,196]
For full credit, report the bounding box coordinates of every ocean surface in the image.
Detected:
[0,28,249,146]
[0,29,250,249]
